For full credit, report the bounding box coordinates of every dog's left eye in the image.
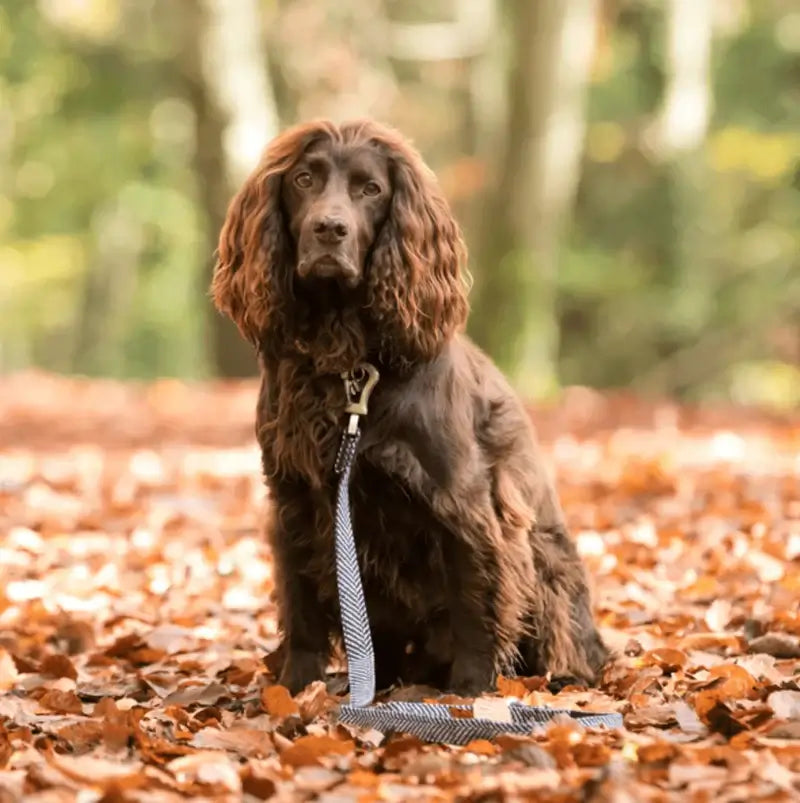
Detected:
[363,181,382,196]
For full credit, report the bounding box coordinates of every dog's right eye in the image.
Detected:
[294,172,313,189]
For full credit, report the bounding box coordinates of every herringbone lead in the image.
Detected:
[332,422,623,744]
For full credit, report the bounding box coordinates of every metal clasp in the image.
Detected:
[341,362,380,434]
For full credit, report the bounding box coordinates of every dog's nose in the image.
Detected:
[313,216,349,244]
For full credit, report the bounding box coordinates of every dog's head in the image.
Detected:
[211,119,469,363]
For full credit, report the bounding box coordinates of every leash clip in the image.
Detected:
[336,362,379,471]
[341,362,380,433]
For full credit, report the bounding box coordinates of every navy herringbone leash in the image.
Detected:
[333,363,623,744]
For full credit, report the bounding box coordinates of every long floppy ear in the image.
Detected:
[367,139,469,365]
[211,122,335,347]
[210,165,287,347]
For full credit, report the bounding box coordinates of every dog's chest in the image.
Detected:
[344,461,450,610]
[258,370,348,484]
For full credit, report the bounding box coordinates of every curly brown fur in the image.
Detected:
[212,119,609,696]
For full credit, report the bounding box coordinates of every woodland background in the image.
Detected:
[1,0,799,403]
[1,3,800,799]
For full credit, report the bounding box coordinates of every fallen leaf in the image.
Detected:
[190,726,274,757]
[704,599,733,632]
[168,750,242,793]
[0,725,12,769]
[677,633,743,652]
[294,765,341,792]
[45,752,144,786]
[625,704,677,729]
[280,735,354,767]
[3,375,799,800]
[240,764,278,799]
[668,761,728,787]
[296,680,333,722]
[38,689,84,715]
[40,654,77,681]
[162,682,228,706]
[496,675,529,698]
[260,684,300,718]
[673,701,707,736]
[0,650,19,692]
[768,690,800,721]
[56,720,104,748]
[463,739,497,756]
[641,648,687,672]
[735,653,786,684]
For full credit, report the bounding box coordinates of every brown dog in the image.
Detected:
[211,119,608,696]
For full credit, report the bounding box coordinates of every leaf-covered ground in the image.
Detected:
[0,373,798,802]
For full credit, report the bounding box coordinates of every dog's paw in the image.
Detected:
[278,649,327,695]
[447,656,495,697]
[546,674,587,694]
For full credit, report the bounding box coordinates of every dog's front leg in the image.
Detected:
[269,491,333,694]
[363,435,509,696]
[440,515,503,696]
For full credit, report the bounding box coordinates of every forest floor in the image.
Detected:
[0,372,798,802]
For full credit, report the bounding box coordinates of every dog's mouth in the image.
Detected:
[297,253,361,289]
[293,261,364,308]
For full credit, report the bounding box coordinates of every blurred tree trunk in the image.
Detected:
[646,0,714,394]
[72,203,139,376]
[183,0,280,378]
[468,0,599,399]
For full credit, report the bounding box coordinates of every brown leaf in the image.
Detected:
[38,689,84,715]
[463,739,497,756]
[190,726,274,757]
[295,680,333,722]
[40,654,78,681]
[56,720,104,748]
[280,734,354,767]
[496,675,529,698]
[448,706,474,719]
[44,752,144,787]
[163,682,228,706]
[347,769,381,787]
[705,664,759,698]
[637,742,678,764]
[625,704,677,729]
[240,764,278,799]
[572,741,612,767]
[93,697,124,721]
[260,684,300,718]
[0,725,12,769]
[641,648,687,672]
[0,649,19,692]
[677,633,743,652]
[219,657,260,687]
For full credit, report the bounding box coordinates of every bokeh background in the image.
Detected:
[1,0,798,407]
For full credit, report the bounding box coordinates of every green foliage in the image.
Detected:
[557,4,800,403]
[0,0,207,377]
[0,0,797,405]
